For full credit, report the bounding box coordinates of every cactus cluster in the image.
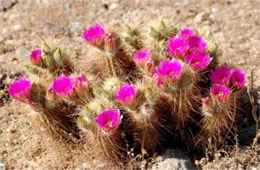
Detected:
[8,20,247,165]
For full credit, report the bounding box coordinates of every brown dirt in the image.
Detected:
[0,0,260,169]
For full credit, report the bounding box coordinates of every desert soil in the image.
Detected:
[0,0,260,169]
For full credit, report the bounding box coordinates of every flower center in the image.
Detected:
[193,61,200,65]
[105,120,113,128]
[217,91,224,97]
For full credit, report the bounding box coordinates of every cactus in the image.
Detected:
[8,19,248,165]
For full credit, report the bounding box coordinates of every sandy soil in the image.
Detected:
[0,0,260,169]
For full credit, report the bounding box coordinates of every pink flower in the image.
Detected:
[95,109,121,131]
[8,77,31,102]
[133,50,155,73]
[49,74,75,99]
[154,59,183,85]
[210,66,232,85]
[187,35,207,53]
[133,50,152,68]
[179,28,195,40]
[115,84,137,106]
[167,37,189,58]
[75,75,91,96]
[30,49,42,65]
[185,53,211,70]
[82,24,105,46]
[152,72,165,88]
[230,69,246,88]
[210,84,231,103]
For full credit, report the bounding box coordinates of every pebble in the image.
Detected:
[194,11,209,23]
[0,0,17,12]
[64,3,71,12]
[0,163,5,170]
[151,149,197,170]
[70,22,81,32]
[109,3,119,11]
[13,24,22,31]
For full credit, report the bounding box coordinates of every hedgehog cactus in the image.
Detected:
[8,20,247,165]
[197,67,246,149]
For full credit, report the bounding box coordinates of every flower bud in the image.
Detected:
[54,48,62,64]
[104,33,116,52]
[75,75,91,98]
[30,49,42,66]
[42,42,51,53]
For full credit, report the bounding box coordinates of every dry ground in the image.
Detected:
[0,0,260,169]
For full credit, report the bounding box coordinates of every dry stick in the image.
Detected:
[247,87,260,136]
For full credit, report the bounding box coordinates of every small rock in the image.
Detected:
[80,163,91,170]
[64,3,71,12]
[70,22,81,32]
[151,149,197,170]
[0,163,5,170]
[13,24,22,31]
[211,7,219,13]
[0,0,17,12]
[194,11,209,23]
[2,28,8,34]
[109,3,119,11]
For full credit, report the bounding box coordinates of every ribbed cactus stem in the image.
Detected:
[109,57,116,77]
[103,51,116,76]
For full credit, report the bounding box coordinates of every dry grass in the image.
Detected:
[196,144,260,170]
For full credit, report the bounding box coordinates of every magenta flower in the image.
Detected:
[210,84,231,103]
[230,69,246,88]
[30,49,42,65]
[49,74,75,99]
[8,77,31,102]
[185,53,211,70]
[133,50,152,67]
[115,84,137,106]
[179,28,195,40]
[82,24,105,46]
[167,36,189,58]
[152,72,165,88]
[154,59,183,85]
[210,66,232,85]
[75,75,91,96]
[187,35,207,53]
[95,109,121,131]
